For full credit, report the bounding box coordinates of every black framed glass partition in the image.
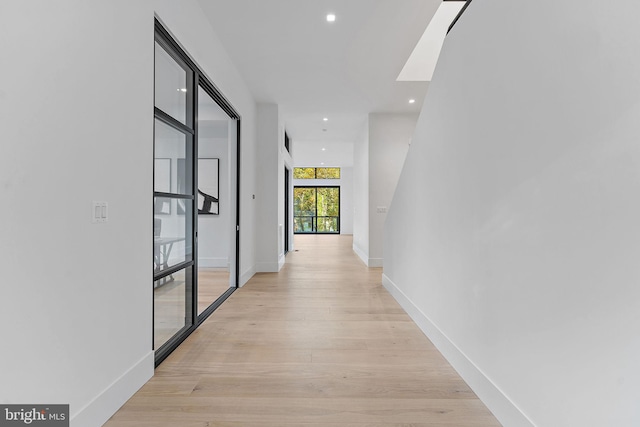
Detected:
[153,36,195,355]
[154,19,241,366]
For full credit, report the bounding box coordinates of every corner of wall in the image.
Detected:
[240,266,257,287]
[352,243,369,266]
[71,351,154,427]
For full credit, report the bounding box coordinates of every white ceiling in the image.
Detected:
[198,0,445,166]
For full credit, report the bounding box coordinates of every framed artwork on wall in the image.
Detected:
[176,158,220,215]
[197,158,219,215]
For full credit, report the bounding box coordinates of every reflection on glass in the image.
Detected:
[154,268,191,349]
[197,86,234,315]
[154,119,191,195]
[154,41,188,124]
[154,197,193,272]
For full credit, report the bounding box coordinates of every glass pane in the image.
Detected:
[154,119,191,195]
[154,197,193,273]
[197,86,233,314]
[317,217,339,233]
[293,167,315,179]
[317,187,339,216]
[294,216,315,233]
[316,167,340,179]
[155,41,188,124]
[294,188,316,216]
[154,268,192,349]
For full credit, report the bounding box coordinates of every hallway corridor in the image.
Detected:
[106,235,500,426]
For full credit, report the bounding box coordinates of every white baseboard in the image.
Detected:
[239,266,256,287]
[198,257,228,268]
[382,273,534,427]
[278,254,285,270]
[256,262,281,273]
[71,351,154,427]
[352,244,368,265]
[368,257,383,267]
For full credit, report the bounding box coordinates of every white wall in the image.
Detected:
[368,113,417,266]
[384,2,640,426]
[256,103,282,272]
[352,114,417,266]
[0,1,257,426]
[340,167,354,235]
[352,121,370,263]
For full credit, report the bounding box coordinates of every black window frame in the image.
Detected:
[293,167,341,179]
[293,185,340,235]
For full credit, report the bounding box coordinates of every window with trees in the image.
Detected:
[293,167,340,179]
[293,186,340,234]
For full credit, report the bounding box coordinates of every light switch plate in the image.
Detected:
[92,201,108,223]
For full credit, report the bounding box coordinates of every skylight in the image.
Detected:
[397,1,465,82]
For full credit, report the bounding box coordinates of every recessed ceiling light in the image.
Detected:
[323,117,328,121]
[177,88,187,92]
[409,99,416,104]
[322,148,326,151]
[326,14,336,22]
[321,162,325,165]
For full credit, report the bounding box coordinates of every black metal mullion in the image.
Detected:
[235,119,241,288]
[191,76,199,327]
[184,71,196,328]
[154,107,194,135]
[154,192,193,200]
[154,260,195,281]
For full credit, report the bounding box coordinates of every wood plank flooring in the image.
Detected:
[198,268,231,315]
[106,235,500,426]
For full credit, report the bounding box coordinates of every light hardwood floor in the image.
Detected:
[107,235,500,426]
[198,268,231,315]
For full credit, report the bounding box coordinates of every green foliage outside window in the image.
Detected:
[293,186,340,233]
[293,187,316,217]
[316,167,340,179]
[293,167,340,179]
[293,167,315,179]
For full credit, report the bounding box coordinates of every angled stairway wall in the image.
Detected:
[384,1,640,425]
